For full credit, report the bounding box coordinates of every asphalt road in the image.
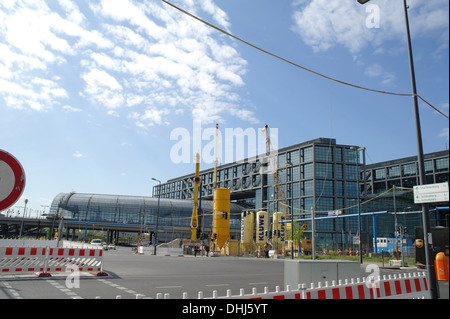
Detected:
[0,246,447,299]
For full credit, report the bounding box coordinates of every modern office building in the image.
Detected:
[48,138,448,252]
[362,150,449,238]
[152,138,449,251]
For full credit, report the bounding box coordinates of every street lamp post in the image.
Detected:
[19,198,28,238]
[357,0,438,299]
[152,178,161,255]
[350,147,365,264]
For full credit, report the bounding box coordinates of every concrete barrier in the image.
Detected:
[156,247,184,257]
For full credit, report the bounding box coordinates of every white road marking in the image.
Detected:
[47,280,83,299]
[1,281,23,299]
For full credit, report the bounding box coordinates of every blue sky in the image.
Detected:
[0,0,448,216]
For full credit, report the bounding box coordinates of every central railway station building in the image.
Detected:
[49,137,449,252]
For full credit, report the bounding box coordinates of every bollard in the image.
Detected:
[435,252,449,281]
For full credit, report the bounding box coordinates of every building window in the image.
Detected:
[435,158,449,172]
[387,180,401,189]
[346,165,358,180]
[335,164,343,179]
[425,160,433,173]
[336,147,342,162]
[402,177,417,188]
[316,180,334,196]
[402,163,416,177]
[278,153,286,168]
[346,181,358,197]
[301,163,314,179]
[374,168,386,181]
[289,150,300,165]
[315,197,334,213]
[315,146,333,162]
[255,189,262,209]
[316,163,334,179]
[336,181,344,196]
[436,173,448,183]
[292,182,300,198]
[301,197,314,212]
[387,166,401,179]
[292,166,300,181]
[345,148,358,163]
[301,147,313,163]
[301,180,314,196]
[373,181,386,193]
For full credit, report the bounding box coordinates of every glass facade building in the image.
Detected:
[49,138,448,251]
[154,138,370,249]
[152,138,449,251]
[363,150,449,238]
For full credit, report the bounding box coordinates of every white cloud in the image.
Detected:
[130,107,170,127]
[62,105,82,112]
[438,127,449,142]
[0,0,257,125]
[72,151,84,158]
[291,0,449,54]
[364,63,395,85]
[81,69,123,109]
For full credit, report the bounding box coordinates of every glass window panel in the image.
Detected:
[402,163,416,177]
[301,147,313,163]
[316,163,333,179]
[387,166,401,179]
[315,146,333,162]
[435,158,449,172]
[375,168,386,180]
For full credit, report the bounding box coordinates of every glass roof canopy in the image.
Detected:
[49,192,244,231]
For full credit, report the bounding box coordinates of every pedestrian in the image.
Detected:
[205,244,210,257]
[194,245,199,257]
[264,242,270,258]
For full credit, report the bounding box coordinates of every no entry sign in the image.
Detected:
[0,150,26,211]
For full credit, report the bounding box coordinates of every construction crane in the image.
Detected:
[213,123,219,188]
[262,124,286,214]
[190,152,201,240]
[262,124,289,255]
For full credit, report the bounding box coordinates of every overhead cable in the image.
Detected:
[162,0,449,120]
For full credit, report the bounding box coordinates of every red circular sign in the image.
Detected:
[0,150,26,211]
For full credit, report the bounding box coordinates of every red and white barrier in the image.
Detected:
[193,272,430,300]
[0,246,106,277]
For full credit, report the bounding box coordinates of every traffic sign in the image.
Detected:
[413,182,449,204]
[0,150,26,211]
